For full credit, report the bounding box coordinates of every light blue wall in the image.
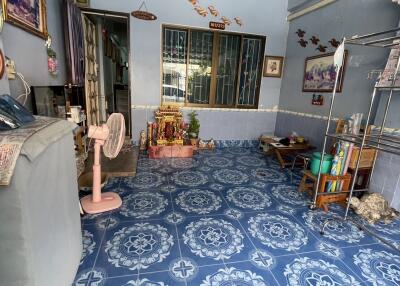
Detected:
[371,25,400,210]
[277,0,400,209]
[0,36,10,95]
[288,0,325,12]
[90,0,289,142]
[279,0,398,119]
[2,0,67,107]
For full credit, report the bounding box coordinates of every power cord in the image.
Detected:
[15,72,31,106]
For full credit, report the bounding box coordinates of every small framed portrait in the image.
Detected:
[0,50,4,79]
[75,0,90,8]
[263,56,284,78]
[2,0,48,39]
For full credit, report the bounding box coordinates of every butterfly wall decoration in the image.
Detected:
[296,29,306,38]
[329,38,340,47]
[310,36,320,45]
[298,38,308,47]
[316,45,327,52]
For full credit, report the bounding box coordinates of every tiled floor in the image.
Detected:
[74,148,400,286]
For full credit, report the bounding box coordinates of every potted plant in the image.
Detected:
[187,111,200,146]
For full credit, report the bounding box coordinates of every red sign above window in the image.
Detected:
[209,22,225,30]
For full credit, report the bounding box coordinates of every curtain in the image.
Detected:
[63,0,85,86]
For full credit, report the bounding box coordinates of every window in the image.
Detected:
[162,26,265,109]
[188,31,213,104]
[162,28,187,103]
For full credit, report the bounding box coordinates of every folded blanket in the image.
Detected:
[0,117,59,186]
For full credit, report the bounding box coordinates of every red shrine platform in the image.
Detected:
[148,145,194,159]
[147,106,194,158]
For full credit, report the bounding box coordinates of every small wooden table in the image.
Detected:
[268,141,314,168]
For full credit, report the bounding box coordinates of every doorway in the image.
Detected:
[81,9,131,136]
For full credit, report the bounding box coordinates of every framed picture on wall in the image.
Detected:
[263,56,284,78]
[303,51,348,92]
[0,50,5,79]
[74,0,90,8]
[2,0,48,39]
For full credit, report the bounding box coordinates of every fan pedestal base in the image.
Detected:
[81,192,122,214]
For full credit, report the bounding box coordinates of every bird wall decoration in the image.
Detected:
[234,17,243,26]
[221,16,232,26]
[208,6,219,17]
[188,1,241,27]
[194,5,208,17]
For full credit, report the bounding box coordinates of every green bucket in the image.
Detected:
[310,152,333,176]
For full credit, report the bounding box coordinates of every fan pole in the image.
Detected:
[92,140,102,203]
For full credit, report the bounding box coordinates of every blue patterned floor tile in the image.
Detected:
[139,270,187,286]
[358,217,400,243]
[170,169,213,188]
[178,216,251,266]
[81,210,114,226]
[115,191,173,222]
[242,211,309,257]
[169,157,201,170]
[267,183,310,208]
[175,215,204,240]
[119,172,166,191]
[95,221,176,278]
[103,274,140,286]
[223,185,276,212]
[249,166,292,185]
[235,154,269,168]
[212,168,250,186]
[298,237,347,261]
[223,261,280,286]
[188,262,277,286]
[293,228,327,256]
[297,208,377,247]
[171,188,230,217]
[340,243,400,285]
[79,223,105,264]
[265,253,300,285]
[183,264,226,285]
[136,240,181,275]
[224,147,253,155]
[289,251,364,285]
[200,155,235,169]
[75,147,400,285]
[137,157,167,171]
[73,267,109,286]
[179,239,226,268]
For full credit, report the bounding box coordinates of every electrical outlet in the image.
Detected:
[6,58,16,79]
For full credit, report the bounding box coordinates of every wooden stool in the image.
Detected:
[298,170,352,212]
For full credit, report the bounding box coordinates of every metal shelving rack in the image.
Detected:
[310,27,400,251]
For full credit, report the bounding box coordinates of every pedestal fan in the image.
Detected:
[80,113,125,214]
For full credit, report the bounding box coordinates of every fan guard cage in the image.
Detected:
[103,113,125,158]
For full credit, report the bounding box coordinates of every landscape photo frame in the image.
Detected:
[302,50,348,93]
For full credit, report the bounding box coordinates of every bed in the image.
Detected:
[0,120,82,286]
